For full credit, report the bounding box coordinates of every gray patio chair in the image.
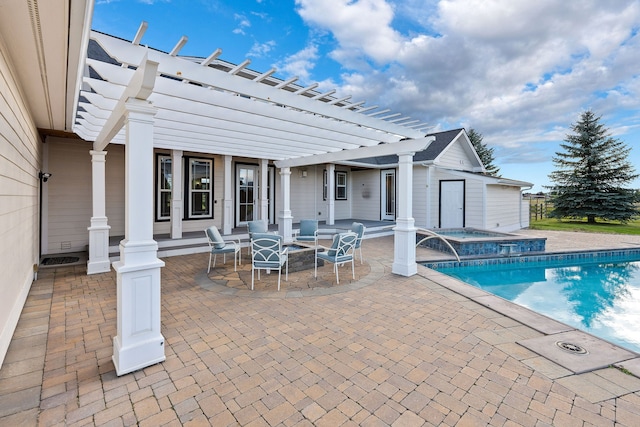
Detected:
[350,222,366,264]
[251,233,289,291]
[294,219,319,246]
[205,226,241,273]
[315,232,357,284]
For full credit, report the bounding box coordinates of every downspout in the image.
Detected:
[520,185,533,228]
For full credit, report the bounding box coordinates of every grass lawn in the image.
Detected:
[529,218,640,235]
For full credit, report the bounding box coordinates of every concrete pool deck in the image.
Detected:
[2,230,640,425]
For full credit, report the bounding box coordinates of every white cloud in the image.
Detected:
[276,45,320,83]
[233,13,251,35]
[248,40,277,58]
[294,0,640,165]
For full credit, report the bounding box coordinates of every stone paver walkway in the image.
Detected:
[2,233,640,426]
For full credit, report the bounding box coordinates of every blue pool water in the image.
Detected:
[436,254,640,353]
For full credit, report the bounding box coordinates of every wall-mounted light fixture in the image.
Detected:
[300,168,308,178]
[39,171,52,182]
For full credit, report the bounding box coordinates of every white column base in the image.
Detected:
[87,217,111,274]
[392,218,418,277]
[223,199,233,235]
[170,204,183,239]
[278,211,293,243]
[112,241,165,376]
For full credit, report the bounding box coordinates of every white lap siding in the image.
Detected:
[0,38,41,367]
[351,170,380,221]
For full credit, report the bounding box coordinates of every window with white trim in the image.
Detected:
[188,158,213,218]
[323,170,328,201]
[157,155,172,220]
[336,171,347,200]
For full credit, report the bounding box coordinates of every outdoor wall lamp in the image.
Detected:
[39,171,52,182]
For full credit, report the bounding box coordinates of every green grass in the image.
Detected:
[529,218,640,235]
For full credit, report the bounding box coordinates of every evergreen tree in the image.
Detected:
[467,128,500,176]
[548,110,639,223]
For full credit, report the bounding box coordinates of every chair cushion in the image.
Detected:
[248,220,268,234]
[206,226,225,249]
[326,234,340,257]
[299,220,318,236]
[350,222,364,248]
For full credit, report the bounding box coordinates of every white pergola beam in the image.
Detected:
[253,67,276,82]
[201,48,222,66]
[91,32,424,138]
[274,76,298,89]
[93,55,158,152]
[275,137,435,168]
[169,36,188,56]
[228,59,250,75]
[294,83,318,95]
[132,21,148,46]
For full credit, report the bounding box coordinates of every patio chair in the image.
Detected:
[350,222,366,264]
[205,226,241,273]
[315,232,357,284]
[251,233,289,291]
[294,219,319,247]
[247,219,270,255]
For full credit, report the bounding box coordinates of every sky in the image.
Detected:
[92,0,640,193]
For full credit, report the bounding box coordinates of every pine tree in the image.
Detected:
[467,128,500,176]
[548,111,639,223]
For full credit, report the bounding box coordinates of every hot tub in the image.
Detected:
[417,228,546,257]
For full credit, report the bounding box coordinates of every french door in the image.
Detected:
[236,164,274,226]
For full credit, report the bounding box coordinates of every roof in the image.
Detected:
[348,128,466,166]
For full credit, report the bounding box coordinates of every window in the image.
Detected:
[336,171,347,200]
[157,155,172,220]
[188,158,213,218]
[323,170,328,201]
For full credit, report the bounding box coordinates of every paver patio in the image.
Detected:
[2,234,640,426]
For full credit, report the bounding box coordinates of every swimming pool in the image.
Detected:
[430,251,640,354]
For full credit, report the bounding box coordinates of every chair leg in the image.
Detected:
[277,268,281,291]
[251,266,255,290]
[208,252,212,273]
[351,258,355,280]
[233,250,237,271]
[223,253,226,265]
[335,262,339,284]
[213,254,217,268]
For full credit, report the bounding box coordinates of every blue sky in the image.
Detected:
[92,0,640,192]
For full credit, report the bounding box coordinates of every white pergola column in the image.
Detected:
[170,150,183,239]
[112,98,165,376]
[223,155,233,235]
[87,150,111,274]
[392,152,417,276]
[278,167,293,242]
[259,159,269,222]
[326,163,335,226]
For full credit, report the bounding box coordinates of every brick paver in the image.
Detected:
[1,234,640,425]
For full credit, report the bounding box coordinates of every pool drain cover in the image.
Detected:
[556,341,588,355]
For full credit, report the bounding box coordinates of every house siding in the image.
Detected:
[47,139,126,253]
[436,139,472,170]
[0,36,41,367]
[351,169,380,221]
[486,185,526,232]
[413,166,428,227]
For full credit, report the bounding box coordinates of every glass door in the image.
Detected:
[381,169,396,220]
[236,165,258,226]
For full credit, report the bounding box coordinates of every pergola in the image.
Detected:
[73,24,434,375]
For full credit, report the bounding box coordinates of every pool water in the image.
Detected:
[437,255,640,353]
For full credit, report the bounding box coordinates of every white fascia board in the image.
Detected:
[91,32,425,139]
[275,137,435,168]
